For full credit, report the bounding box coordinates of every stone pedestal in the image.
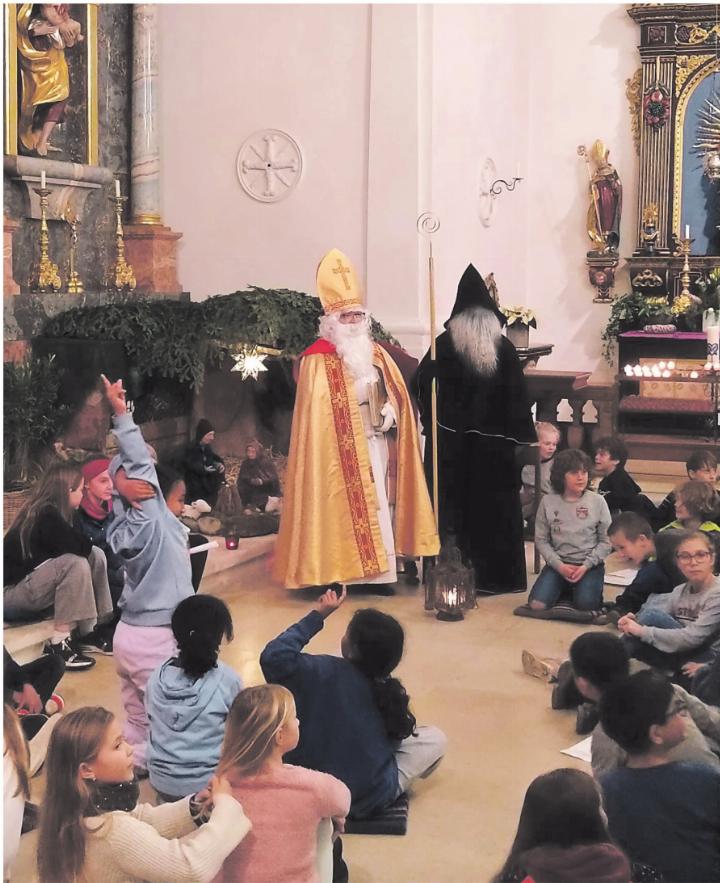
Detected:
[123,225,183,294]
[4,216,20,296]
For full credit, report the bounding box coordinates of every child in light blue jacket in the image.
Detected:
[146,595,242,801]
[103,375,195,772]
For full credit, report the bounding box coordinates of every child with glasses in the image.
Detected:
[617,531,720,681]
[599,670,720,883]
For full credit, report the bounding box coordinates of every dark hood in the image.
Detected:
[445,264,507,327]
[520,843,632,883]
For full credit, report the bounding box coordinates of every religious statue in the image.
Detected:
[412,266,537,595]
[272,249,438,591]
[579,140,623,255]
[17,3,84,157]
[640,203,659,256]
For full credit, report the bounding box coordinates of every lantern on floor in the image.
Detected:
[225,529,239,550]
[425,536,475,621]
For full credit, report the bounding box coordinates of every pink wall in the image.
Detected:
[160,4,638,376]
[160,4,371,299]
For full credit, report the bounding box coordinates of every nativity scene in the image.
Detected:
[3,3,720,882]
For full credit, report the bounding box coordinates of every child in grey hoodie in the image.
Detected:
[527,448,612,614]
[146,595,242,801]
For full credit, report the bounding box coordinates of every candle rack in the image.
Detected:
[107,193,136,292]
[31,186,62,292]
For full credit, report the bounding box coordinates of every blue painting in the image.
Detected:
[681,72,720,256]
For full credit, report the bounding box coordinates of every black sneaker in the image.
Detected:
[78,632,114,655]
[44,638,96,671]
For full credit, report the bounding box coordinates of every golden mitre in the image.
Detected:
[316,249,364,314]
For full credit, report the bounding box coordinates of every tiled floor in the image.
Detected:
[12,545,629,883]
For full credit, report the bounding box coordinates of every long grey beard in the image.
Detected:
[448,307,502,377]
[319,313,376,384]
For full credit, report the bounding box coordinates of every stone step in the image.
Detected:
[2,534,276,665]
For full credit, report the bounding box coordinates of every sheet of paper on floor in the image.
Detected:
[604,568,639,587]
[561,735,592,763]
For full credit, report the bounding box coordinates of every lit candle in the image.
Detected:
[691,370,699,379]
[662,369,671,378]
[667,361,676,370]
[624,365,633,376]
[634,365,643,377]
[115,179,121,198]
[658,361,666,369]
[642,366,652,377]
[40,169,46,189]
[685,225,690,239]
[706,362,712,371]
[651,366,661,377]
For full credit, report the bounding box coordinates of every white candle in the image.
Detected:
[685,225,690,239]
[651,366,661,377]
[658,361,666,369]
[633,365,643,377]
[40,169,46,189]
[115,179,121,198]
[691,371,699,379]
[624,365,633,376]
[667,360,675,370]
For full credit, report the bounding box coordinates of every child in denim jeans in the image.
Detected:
[528,449,612,614]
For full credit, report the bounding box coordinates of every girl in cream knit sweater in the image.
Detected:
[36,707,251,883]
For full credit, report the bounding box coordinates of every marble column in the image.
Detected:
[3,215,21,296]
[126,5,184,293]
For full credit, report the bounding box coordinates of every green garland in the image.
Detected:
[42,287,399,390]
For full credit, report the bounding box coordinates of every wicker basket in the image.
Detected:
[3,488,32,534]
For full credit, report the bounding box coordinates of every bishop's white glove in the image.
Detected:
[377,402,396,434]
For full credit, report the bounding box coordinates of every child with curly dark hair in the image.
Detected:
[523,449,612,618]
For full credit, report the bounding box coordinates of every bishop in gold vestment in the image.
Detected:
[272,249,439,589]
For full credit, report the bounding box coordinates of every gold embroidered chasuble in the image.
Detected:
[273,343,439,589]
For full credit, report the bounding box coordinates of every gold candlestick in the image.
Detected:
[107,193,136,292]
[679,235,693,299]
[64,208,84,294]
[31,187,62,292]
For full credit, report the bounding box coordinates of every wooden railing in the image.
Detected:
[524,369,616,454]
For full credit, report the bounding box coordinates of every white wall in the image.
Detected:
[160,4,371,298]
[524,4,639,379]
[160,3,639,375]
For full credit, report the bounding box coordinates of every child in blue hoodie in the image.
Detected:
[103,375,195,773]
[146,595,242,801]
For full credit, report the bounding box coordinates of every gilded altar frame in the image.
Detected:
[626,4,720,296]
[3,3,99,164]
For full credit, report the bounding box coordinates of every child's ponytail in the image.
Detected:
[171,595,233,680]
[347,609,417,741]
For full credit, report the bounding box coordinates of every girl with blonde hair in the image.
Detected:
[215,684,350,883]
[36,706,250,883]
[4,704,31,881]
[4,463,113,671]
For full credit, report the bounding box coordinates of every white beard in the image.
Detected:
[448,307,502,377]
[319,312,376,385]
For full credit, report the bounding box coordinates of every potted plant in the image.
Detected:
[4,354,69,490]
[600,292,674,362]
[501,306,537,348]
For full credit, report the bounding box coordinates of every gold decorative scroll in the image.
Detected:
[676,54,713,97]
[687,23,720,45]
[626,68,642,155]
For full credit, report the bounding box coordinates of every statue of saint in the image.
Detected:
[17,4,84,157]
[584,140,622,254]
